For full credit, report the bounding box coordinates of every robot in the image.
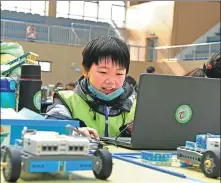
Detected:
[177,133,220,178]
[1,125,113,182]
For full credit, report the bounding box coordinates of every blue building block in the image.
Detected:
[196,135,207,150]
[29,160,60,173]
[185,141,196,149]
[141,151,173,162]
[64,160,93,171]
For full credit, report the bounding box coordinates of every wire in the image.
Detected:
[114,122,134,147]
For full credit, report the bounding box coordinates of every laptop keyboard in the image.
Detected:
[117,137,131,142]
[101,137,131,142]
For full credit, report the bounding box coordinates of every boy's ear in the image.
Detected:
[81,65,89,78]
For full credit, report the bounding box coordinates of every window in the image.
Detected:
[84,1,98,20]
[0,1,30,12]
[0,1,46,15]
[69,1,84,19]
[1,1,15,11]
[111,5,125,22]
[14,1,31,13]
[98,2,112,22]
[37,61,52,72]
[30,1,45,16]
[56,1,126,24]
[112,1,125,6]
[56,1,69,18]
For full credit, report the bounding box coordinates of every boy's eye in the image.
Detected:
[117,73,124,75]
[98,71,107,74]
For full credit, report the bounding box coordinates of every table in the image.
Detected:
[1,145,220,183]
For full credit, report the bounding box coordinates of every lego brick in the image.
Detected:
[64,160,93,171]
[29,160,60,173]
[141,151,173,162]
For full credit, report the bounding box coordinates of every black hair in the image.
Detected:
[82,36,130,73]
[66,82,76,87]
[184,68,205,77]
[54,82,63,88]
[203,51,221,78]
[125,75,137,88]
[146,66,155,73]
[64,82,76,90]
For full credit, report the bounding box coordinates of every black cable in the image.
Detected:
[114,122,134,147]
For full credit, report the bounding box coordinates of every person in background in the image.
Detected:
[184,51,221,78]
[184,68,205,77]
[46,36,136,139]
[146,66,156,73]
[54,82,63,91]
[26,25,36,42]
[65,82,76,91]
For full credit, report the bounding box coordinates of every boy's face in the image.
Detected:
[87,58,126,94]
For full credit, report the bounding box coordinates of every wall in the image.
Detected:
[4,39,206,85]
[171,2,220,46]
[128,60,206,82]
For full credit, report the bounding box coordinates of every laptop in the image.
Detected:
[101,74,220,150]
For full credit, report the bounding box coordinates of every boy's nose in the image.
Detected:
[105,79,116,86]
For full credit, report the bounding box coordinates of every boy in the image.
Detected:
[46,36,136,140]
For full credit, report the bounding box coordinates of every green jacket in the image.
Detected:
[46,77,136,137]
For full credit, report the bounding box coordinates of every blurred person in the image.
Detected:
[54,82,63,91]
[65,82,76,91]
[146,66,155,73]
[184,51,221,78]
[26,25,36,42]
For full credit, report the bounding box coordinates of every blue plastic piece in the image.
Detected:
[64,160,93,171]
[14,139,22,146]
[141,151,173,162]
[196,135,207,150]
[29,160,60,173]
[185,141,196,149]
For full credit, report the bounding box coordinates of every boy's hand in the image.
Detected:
[127,120,134,133]
[118,120,134,137]
[75,127,100,141]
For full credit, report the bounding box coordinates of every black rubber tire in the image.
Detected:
[201,150,220,178]
[93,149,113,180]
[3,147,22,182]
